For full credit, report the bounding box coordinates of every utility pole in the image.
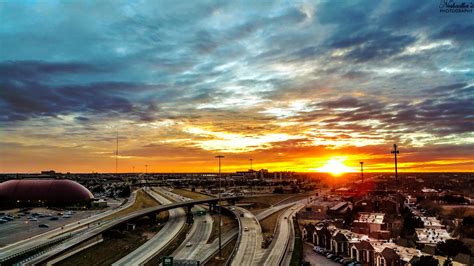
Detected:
[360,162,364,183]
[115,131,119,174]
[249,158,253,170]
[215,155,224,259]
[145,164,148,174]
[391,144,399,182]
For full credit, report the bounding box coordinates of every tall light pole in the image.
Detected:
[391,144,399,182]
[145,164,148,174]
[115,131,119,174]
[249,158,253,170]
[360,162,364,183]
[215,155,224,259]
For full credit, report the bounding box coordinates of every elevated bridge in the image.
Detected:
[3,193,241,265]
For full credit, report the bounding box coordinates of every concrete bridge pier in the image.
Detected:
[185,205,194,224]
[209,202,217,213]
[148,212,156,221]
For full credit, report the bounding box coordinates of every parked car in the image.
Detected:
[342,258,354,265]
[185,242,192,247]
[244,227,249,231]
[327,254,335,259]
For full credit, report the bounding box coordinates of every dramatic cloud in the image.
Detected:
[0,0,472,173]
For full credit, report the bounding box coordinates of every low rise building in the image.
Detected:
[415,228,451,245]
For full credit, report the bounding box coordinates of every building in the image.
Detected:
[415,228,451,245]
[419,216,443,229]
[349,240,375,265]
[0,179,94,208]
[352,212,390,239]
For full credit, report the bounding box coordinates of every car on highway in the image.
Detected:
[185,242,192,247]
[0,219,7,224]
[49,216,59,221]
[38,223,49,228]
[244,226,249,231]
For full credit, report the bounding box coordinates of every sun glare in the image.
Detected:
[317,157,353,176]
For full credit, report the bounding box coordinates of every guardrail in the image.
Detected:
[200,206,239,265]
[280,213,295,266]
[1,233,74,265]
[224,207,241,266]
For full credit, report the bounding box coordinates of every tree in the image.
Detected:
[118,185,131,197]
[436,239,471,257]
[401,207,424,237]
[413,255,439,266]
[273,187,283,194]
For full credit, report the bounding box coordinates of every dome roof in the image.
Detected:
[0,179,93,204]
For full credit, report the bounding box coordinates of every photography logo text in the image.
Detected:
[439,0,474,13]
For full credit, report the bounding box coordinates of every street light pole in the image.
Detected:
[215,155,224,259]
[391,144,399,182]
[360,162,364,183]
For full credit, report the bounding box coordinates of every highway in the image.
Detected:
[23,193,236,265]
[195,200,301,264]
[113,188,186,265]
[262,203,304,265]
[230,206,264,266]
[169,192,213,261]
[0,191,138,264]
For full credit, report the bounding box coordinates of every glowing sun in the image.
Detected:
[317,157,353,176]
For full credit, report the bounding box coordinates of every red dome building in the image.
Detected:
[0,179,94,208]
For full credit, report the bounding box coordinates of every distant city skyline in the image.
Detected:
[0,1,473,173]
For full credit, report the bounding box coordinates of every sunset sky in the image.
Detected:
[0,1,473,173]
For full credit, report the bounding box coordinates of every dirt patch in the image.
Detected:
[205,238,237,266]
[102,190,160,222]
[172,188,213,201]
[144,223,192,265]
[57,216,167,266]
[441,205,474,218]
[207,212,238,244]
[260,207,290,248]
[57,191,168,265]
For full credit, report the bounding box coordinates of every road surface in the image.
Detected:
[170,198,213,260]
[230,207,264,266]
[0,191,138,264]
[261,205,300,265]
[303,242,339,266]
[196,199,303,264]
[113,188,186,265]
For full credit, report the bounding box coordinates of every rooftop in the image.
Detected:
[415,228,451,244]
[354,212,385,224]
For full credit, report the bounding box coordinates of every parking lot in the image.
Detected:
[303,242,340,266]
[0,208,103,247]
